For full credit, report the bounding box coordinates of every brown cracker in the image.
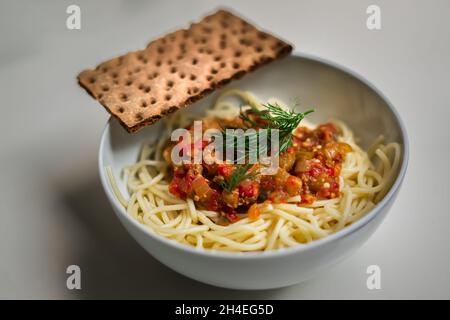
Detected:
[78,9,293,133]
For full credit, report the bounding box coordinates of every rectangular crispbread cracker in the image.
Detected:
[78,9,293,133]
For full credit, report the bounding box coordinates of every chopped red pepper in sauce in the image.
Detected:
[164,115,351,224]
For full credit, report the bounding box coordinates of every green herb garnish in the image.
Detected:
[257,103,314,153]
[223,103,314,162]
[219,163,256,192]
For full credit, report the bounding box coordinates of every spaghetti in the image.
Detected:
[107,90,401,252]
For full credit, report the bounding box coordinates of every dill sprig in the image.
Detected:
[256,103,314,153]
[223,103,314,162]
[219,163,256,192]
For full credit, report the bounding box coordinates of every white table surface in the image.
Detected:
[1,0,449,299]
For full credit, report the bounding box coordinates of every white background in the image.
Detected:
[0,0,449,299]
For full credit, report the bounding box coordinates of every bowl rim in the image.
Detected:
[98,51,409,260]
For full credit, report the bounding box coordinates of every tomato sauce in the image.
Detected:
[164,116,351,223]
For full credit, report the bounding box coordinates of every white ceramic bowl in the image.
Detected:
[98,53,409,290]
